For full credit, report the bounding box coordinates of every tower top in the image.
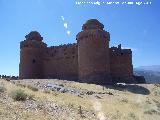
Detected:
[25,31,43,41]
[82,19,104,30]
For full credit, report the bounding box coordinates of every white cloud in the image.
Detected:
[67,30,71,35]
[61,16,71,36]
[61,16,65,21]
[64,23,68,29]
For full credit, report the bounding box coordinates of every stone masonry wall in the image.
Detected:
[43,43,78,80]
[109,45,133,77]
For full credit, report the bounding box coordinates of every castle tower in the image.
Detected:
[19,31,47,79]
[76,19,111,84]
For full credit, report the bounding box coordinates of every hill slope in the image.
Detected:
[134,65,160,83]
[136,65,160,72]
[0,79,160,120]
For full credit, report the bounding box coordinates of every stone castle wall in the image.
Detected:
[19,38,47,79]
[76,22,111,83]
[110,45,133,77]
[43,43,78,80]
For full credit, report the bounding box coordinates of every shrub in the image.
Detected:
[78,106,85,118]
[16,83,26,88]
[121,98,128,103]
[27,85,38,91]
[43,89,51,94]
[11,89,28,101]
[59,84,64,87]
[28,94,35,100]
[144,109,160,115]
[128,112,136,119]
[154,90,160,96]
[0,86,6,93]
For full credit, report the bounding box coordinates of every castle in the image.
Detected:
[19,19,145,84]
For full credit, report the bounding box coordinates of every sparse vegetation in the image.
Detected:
[128,112,136,119]
[27,85,38,91]
[154,89,160,96]
[144,109,160,115]
[43,89,51,94]
[28,94,35,100]
[121,98,128,103]
[16,83,26,88]
[10,89,28,101]
[59,84,64,87]
[0,79,160,120]
[0,85,6,93]
[78,105,85,118]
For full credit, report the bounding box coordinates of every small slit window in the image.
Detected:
[32,59,36,63]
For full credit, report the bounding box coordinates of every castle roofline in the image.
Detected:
[25,31,43,41]
[82,19,104,30]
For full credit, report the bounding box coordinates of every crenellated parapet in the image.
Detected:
[82,19,104,30]
[44,43,77,59]
[20,31,47,49]
[20,40,47,49]
[25,31,43,41]
[110,44,132,55]
[76,30,110,41]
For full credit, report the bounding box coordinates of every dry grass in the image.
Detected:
[0,79,160,120]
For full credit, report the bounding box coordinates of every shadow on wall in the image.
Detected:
[103,84,150,95]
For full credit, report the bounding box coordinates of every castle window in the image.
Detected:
[32,59,36,63]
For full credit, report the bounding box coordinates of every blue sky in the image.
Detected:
[0,0,159,76]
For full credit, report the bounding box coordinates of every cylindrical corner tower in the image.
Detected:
[19,31,47,79]
[76,19,111,84]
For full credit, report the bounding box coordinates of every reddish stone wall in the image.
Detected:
[19,40,47,79]
[43,43,78,80]
[76,19,111,84]
[109,45,133,77]
[77,33,110,83]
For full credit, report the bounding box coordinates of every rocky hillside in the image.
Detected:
[0,79,160,120]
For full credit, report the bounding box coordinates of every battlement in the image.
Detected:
[82,19,104,30]
[25,31,43,41]
[48,43,77,49]
[110,44,132,55]
[76,29,110,41]
[45,43,78,59]
[20,40,47,49]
